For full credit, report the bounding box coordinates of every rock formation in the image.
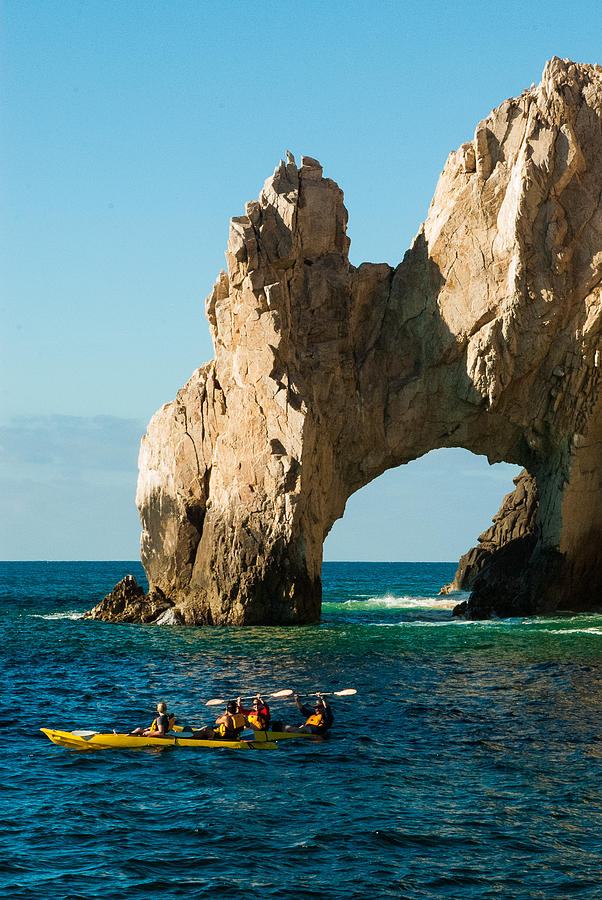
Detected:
[90,58,602,625]
[86,574,174,623]
[441,470,539,594]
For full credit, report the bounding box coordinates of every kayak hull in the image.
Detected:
[40,728,277,750]
[173,725,315,741]
[262,730,315,741]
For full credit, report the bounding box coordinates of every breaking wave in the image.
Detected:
[326,594,462,611]
[30,611,84,621]
[543,627,602,636]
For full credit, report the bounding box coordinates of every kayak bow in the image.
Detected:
[40,728,277,751]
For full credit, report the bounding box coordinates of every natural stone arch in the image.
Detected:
[90,58,602,625]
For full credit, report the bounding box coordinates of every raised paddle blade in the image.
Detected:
[305,688,357,697]
[207,689,292,705]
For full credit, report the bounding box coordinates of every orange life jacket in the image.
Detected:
[305,711,325,729]
[217,713,246,739]
[247,711,269,731]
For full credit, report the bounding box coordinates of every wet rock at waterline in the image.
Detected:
[85,575,175,624]
[91,58,602,625]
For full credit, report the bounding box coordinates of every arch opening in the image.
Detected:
[323,448,522,565]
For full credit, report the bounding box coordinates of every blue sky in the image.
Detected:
[1,0,599,560]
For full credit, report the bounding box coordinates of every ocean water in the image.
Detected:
[3,560,602,899]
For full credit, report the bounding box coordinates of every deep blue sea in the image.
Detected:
[3,561,602,899]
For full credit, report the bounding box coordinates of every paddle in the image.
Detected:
[296,689,357,698]
[205,688,294,707]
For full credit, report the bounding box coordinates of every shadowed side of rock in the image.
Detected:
[444,470,541,617]
[85,575,178,624]
[452,385,602,619]
[453,538,567,619]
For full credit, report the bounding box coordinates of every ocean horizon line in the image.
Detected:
[0,558,459,565]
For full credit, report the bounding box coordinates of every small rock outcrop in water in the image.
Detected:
[85,575,175,624]
[92,59,602,624]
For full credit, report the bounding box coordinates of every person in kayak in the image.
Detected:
[192,701,246,740]
[128,702,172,736]
[284,693,333,735]
[237,694,271,731]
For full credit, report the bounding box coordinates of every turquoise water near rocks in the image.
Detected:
[3,560,602,899]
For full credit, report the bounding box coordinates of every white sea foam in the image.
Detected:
[30,612,84,621]
[338,594,460,610]
[366,616,539,629]
[370,616,602,631]
[543,627,602,636]
[404,618,476,626]
[370,619,471,627]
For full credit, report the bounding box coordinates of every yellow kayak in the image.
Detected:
[262,730,315,741]
[173,725,315,742]
[40,728,277,751]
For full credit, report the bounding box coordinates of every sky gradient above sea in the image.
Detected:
[1,0,600,560]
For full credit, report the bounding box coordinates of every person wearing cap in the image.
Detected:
[237,694,271,732]
[128,701,172,736]
[284,693,333,734]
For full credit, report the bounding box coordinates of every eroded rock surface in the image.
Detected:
[85,575,174,624]
[94,58,602,624]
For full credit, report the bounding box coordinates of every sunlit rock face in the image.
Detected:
[96,58,602,624]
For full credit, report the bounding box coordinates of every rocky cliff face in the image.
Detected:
[441,469,539,596]
[89,58,602,625]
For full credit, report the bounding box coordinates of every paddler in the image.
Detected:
[128,701,172,736]
[192,701,246,740]
[237,694,271,731]
[284,693,333,735]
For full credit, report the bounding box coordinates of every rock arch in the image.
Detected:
[91,59,602,624]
